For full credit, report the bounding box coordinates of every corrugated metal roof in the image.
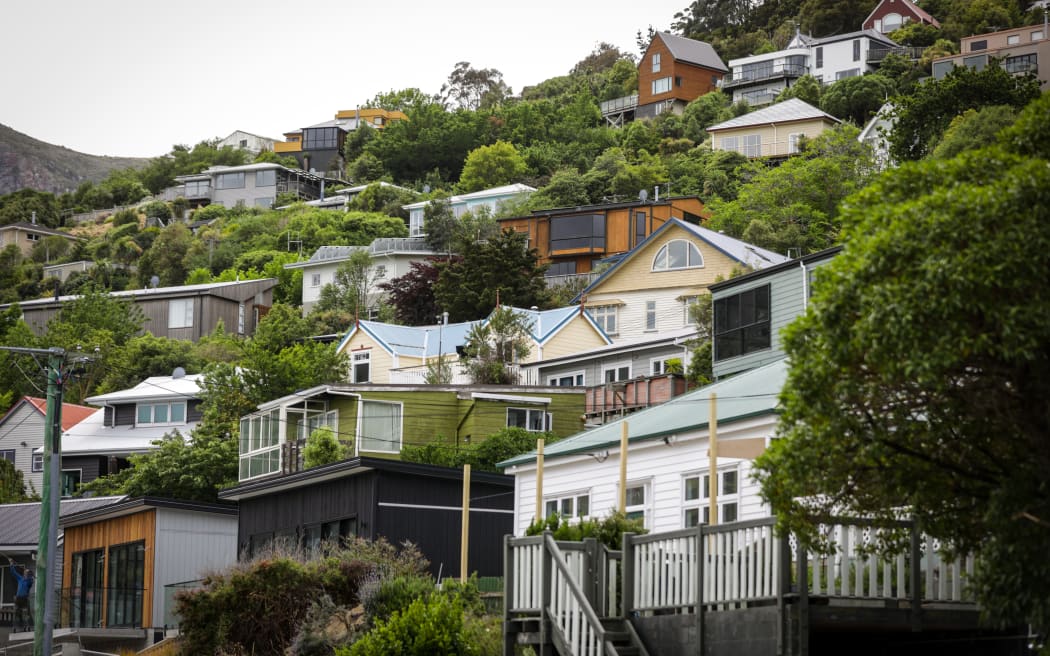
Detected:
[707,98,841,132]
[656,32,729,72]
[9,279,278,308]
[499,358,787,468]
[50,408,197,456]
[2,397,96,431]
[85,374,203,405]
[0,496,126,549]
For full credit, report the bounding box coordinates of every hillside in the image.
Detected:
[0,123,147,196]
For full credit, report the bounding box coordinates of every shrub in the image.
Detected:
[343,595,475,656]
[303,425,346,468]
[526,510,647,551]
[362,574,435,622]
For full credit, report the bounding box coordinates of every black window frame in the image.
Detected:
[713,284,771,361]
[549,214,606,252]
[303,127,340,150]
[106,540,145,628]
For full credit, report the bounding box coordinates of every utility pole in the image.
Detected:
[1,346,68,656]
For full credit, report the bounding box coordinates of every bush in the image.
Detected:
[363,574,435,622]
[303,425,346,468]
[526,510,647,551]
[343,595,475,656]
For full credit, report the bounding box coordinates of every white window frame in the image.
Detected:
[357,400,403,454]
[238,302,246,334]
[352,350,371,383]
[652,53,661,73]
[623,481,651,528]
[651,76,672,95]
[32,453,43,472]
[507,407,552,433]
[544,491,591,521]
[1007,34,1020,45]
[548,371,585,387]
[720,136,738,153]
[136,401,187,426]
[239,409,282,481]
[645,300,657,331]
[587,305,618,336]
[788,132,804,154]
[743,134,761,158]
[682,295,700,326]
[650,357,677,375]
[603,363,631,383]
[168,299,193,329]
[311,273,322,287]
[652,239,703,271]
[682,466,741,527]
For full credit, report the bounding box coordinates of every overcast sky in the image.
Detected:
[1,0,692,158]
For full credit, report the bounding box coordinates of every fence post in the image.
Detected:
[583,537,600,611]
[540,532,553,655]
[621,532,636,619]
[696,525,705,656]
[796,534,809,656]
[503,534,515,656]
[909,520,922,632]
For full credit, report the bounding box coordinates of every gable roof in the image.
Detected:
[654,32,729,73]
[863,0,940,29]
[1,396,97,431]
[707,98,841,132]
[499,358,788,468]
[0,496,125,550]
[575,218,790,300]
[6,278,278,310]
[505,306,612,345]
[0,222,78,239]
[85,374,204,405]
[60,496,237,528]
[809,29,898,48]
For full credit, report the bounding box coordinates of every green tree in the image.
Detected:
[0,189,62,228]
[303,425,347,469]
[422,195,456,256]
[887,64,1040,161]
[529,168,591,208]
[929,105,1018,159]
[460,306,532,385]
[93,334,200,395]
[137,222,194,286]
[685,294,714,386]
[433,230,549,321]
[456,141,527,193]
[775,75,822,107]
[313,249,385,320]
[755,97,1050,631]
[0,459,31,503]
[441,61,511,110]
[682,92,734,144]
[819,74,895,125]
[708,124,875,254]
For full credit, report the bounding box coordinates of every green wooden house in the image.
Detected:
[238,384,586,482]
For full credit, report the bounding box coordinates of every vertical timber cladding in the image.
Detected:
[62,509,157,627]
[373,469,513,579]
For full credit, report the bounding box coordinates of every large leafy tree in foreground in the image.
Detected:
[755,95,1050,630]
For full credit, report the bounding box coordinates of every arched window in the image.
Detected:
[652,240,703,271]
[882,12,903,33]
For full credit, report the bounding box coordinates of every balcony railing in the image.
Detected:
[542,271,601,289]
[368,237,433,255]
[723,63,808,88]
[57,586,147,630]
[867,46,926,63]
[281,437,355,474]
[600,94,639,115]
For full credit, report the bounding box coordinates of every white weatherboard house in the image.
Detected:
[403,183,536,238]
[499,359,786,536]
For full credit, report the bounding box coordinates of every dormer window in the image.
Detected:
[137,401,186,425]
[652,240,703,271]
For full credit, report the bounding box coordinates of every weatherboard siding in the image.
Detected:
[0,405,45,493]
[536,316,607,361]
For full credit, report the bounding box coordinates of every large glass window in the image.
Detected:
[136,401,186,425]
[545,261,576,277]
[545,492,590,520]
[70,549,105,628]
[743,134,761,157]
[238,408,282,480]
[603,365,631,383]
[550,214,606,251]
[303,127,339,150]
[882,12,902,32]
[359,400,402,453]
[107,541,145,628]
[963,54,988,71]
[214,172,245,190]
[852,39,861,61]
[255,169,276,187]
[651,76,672,95]
[183,180,210,197]
[507,407,550,432]
[652,239,703,271]
[720,136,739,152]
[168,299,193,329]
[549,372,584,386]
[1004,53,1037,74]
[587,305,618,335]
[61,470,82,497]
[713,285,771,361]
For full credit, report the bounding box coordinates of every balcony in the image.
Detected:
[600,94,638,116]
[368,237,433,255]
[867,46,926,63]
[543,271,601,289]
[722,63,809,89]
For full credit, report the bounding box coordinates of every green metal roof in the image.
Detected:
[498,359,788,468]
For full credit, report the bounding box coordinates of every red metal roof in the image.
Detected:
[22,396,97,430]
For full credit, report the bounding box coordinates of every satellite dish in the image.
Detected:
[638,189,649,203]
[172,367,186,379]
[423,184,431,194]
[150,275,160,289]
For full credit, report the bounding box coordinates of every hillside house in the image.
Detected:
[932,23,1050,91]
[863,0,941,34]
[336,305,611,384]
[236,384,586,483]
[161,162,337,210]
[219,457,512,578]
[216,130,279,156]
[274,108,407,174]
[6,278,276,341]
[0,396,96,495]
[403,183,536,238]
[707,98,841,159]
[498,196,706,281]
[602,32,727,126]
[0,221,79,259]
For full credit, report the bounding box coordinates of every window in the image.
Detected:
[0,449,13,464]
[375,264,386,279]
[507,407,551,432]
[359,400,402,453]
[352,350,371,383]
[311,273,322,287]
[882,12,902,33]
[71,548,105,628]
[646,300,657,331]
[682,295,700,326]
[61,470,81,497]
[1004,53,1037,74]
[136,401,186,425]
[651,76,672,95]
[970,40,988,52]
[836,68,861,80]
[255,169,276,187]
[238,302,246,334]
[743,134,761,158]
[32,453,43,471]
[852,39,860,62]
[587,305,618,335]
[546,261,576,277]
[295,410,337,441]
[550,214,606,251]
[603,365,631,383]
[238,409,281,480]
[1032,30,1044,41]
[624,483,648,525]
[652,53,661,73]
[634,212,646,247]
[303,127,339,150]
[683,467,740,527]
[549,372,584,386]
[651,357,676,375]
[215,172,245,190]
[1007,34,1020,45]
[713,284,771,361]
[788,132,804,154]
[239,139,248,148]
[675,76,683,87]
[815,47,823,68]
[184,180,209,197]
[107,541,145,628]
[932,60,955,79]
[652,239,703,271]
[168,299,193,329]
[963,54,988,71]
[254,197,272,208]
[545,492,590,520]
[720,136,738,153]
